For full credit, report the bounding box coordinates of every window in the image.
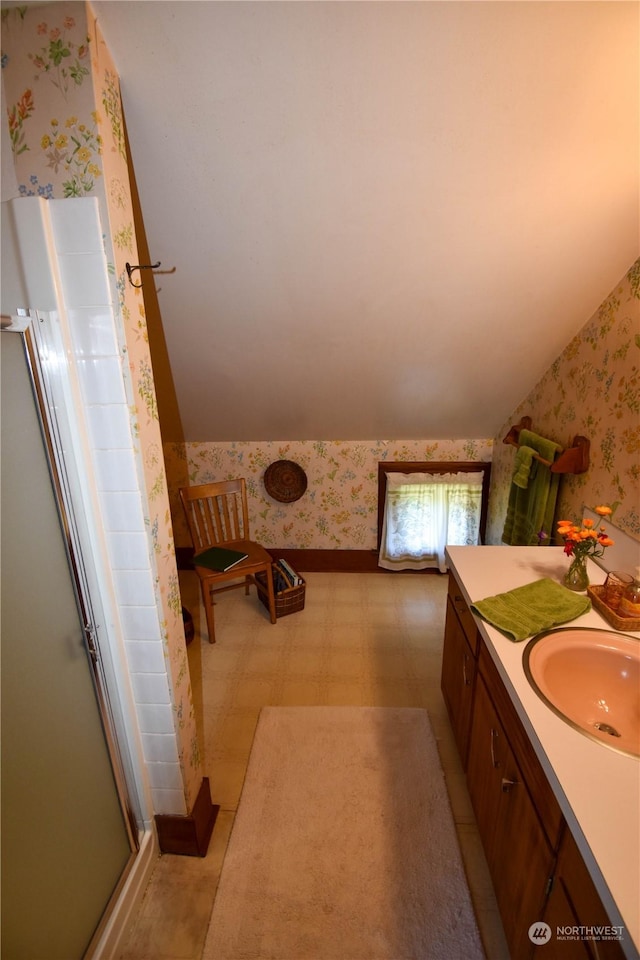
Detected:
[377,462,491,573]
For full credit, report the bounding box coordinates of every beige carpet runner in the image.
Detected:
[203,706,484,959]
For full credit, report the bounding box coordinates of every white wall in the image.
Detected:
[96,0,640,443]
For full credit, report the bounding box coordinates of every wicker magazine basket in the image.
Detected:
[255,564,306,618]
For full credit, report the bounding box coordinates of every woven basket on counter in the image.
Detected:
[587,584,640,632]
[255,569,306,618]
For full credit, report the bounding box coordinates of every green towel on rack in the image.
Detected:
[502,428,562,545]
[512,445,536,489]
[471,578,591,642]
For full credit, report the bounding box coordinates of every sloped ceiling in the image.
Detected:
[92,1,639,442]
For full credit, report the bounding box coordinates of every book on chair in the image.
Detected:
[193,546,249,572]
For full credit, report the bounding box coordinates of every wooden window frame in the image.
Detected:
[377,461,492,551]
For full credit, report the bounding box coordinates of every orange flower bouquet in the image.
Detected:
[556,506,615,591]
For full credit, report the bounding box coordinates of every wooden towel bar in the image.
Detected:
[502,417,590,475]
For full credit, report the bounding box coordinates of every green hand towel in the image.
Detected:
[502,429,563,545]
[512,445,536,489]
[471,578,591,642]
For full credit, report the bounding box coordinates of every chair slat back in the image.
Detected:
[180,479,249,551]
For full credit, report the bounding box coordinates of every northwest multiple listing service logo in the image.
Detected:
[528,923,552,945]
[529,923,624,946]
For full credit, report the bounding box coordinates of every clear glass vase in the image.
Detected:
[563,555,589,592]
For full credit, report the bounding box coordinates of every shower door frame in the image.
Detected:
[23,317,141,851]
[2,314,156,958]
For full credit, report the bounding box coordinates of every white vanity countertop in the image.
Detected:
[445,546,640,960]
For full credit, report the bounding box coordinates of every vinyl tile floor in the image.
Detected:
[117,571,510,960]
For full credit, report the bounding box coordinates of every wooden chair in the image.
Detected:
[179,479,276,643]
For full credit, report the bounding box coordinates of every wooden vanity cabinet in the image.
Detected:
[440,574,480,767]
[467,650,560,959]
[441,578,627,960]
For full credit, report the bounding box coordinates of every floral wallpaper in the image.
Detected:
[165,438,494,550]
[487,261,640,545]
[2,2,201,811]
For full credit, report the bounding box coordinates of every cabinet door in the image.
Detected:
[541,829,627,960]
[541,873,592,959]
[467,673,555,960]
[441,597,476,766]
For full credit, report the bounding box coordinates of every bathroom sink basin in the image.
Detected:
[523,628,640,758]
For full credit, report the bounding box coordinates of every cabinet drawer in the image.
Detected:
[479,641,564,852]
[448,573,480,654]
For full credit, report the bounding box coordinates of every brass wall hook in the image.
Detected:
[125,261,161,288]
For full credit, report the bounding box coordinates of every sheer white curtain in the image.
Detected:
[378,472,484,573]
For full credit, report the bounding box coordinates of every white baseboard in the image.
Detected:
[88,827,159,959]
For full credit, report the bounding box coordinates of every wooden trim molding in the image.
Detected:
[154,777,219,857]
[177,546,442,574]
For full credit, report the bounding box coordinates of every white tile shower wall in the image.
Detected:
[48,199,186,816]
[146,762,184,793]
[100,492,146,534]
[86,404,134,450]
[56,252,111,308]
[107,532,155,570]
[130,673,172,706]
[76,356,128,406]
[120,606,164,643]
[114,570,156,608]
[151,788,188,814]
[141,734,182,764]
[66,306,119,357]
[48,198,104,255]
[124,640,167,675]
[137,703,178,736]
[93,449,140,492]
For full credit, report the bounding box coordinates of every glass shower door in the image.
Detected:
[1,331,134,959]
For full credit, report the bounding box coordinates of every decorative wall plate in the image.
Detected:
[264,460,308,503]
